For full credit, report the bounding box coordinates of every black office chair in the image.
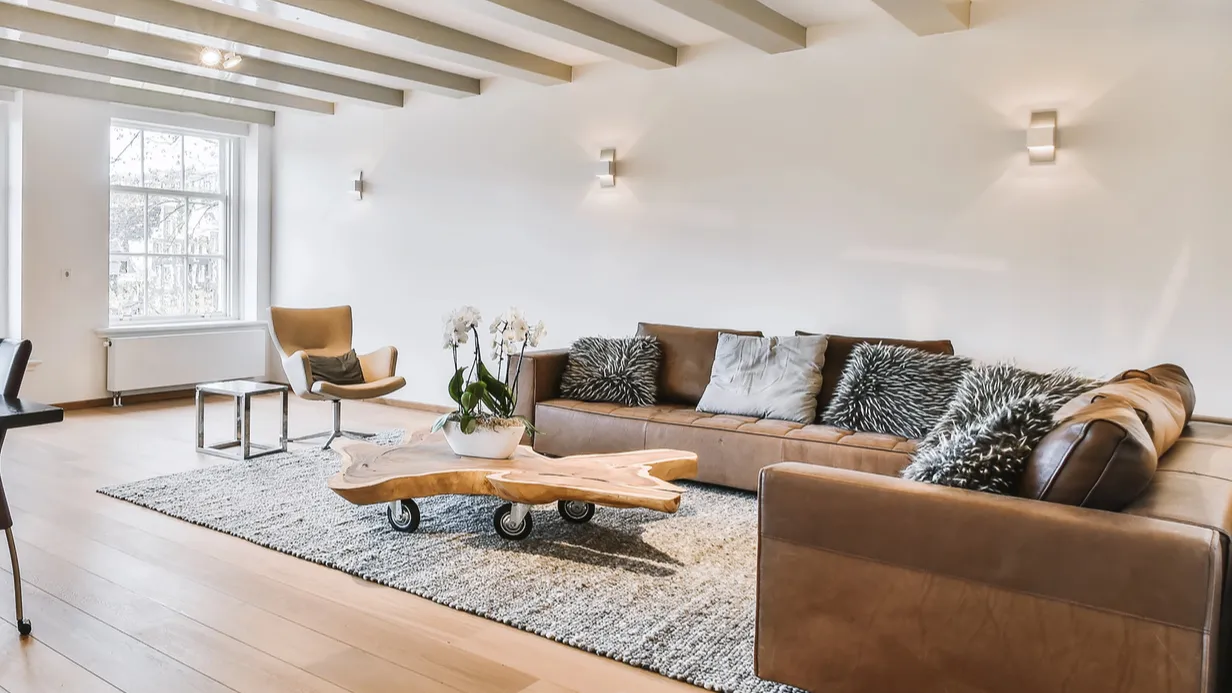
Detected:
[0,339,33,636]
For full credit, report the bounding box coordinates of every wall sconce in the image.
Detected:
[353,171,364,200]
[596,149,616,188]
[1027,110,1057,164]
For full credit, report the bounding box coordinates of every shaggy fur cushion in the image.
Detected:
[822,343,972,439]
[903,363,1102,494]
[560,336,662,407]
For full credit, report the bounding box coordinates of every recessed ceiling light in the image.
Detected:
[199,47,222,67]
[221,52,243,70]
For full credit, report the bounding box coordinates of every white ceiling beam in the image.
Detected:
[273,0,570,85]
[468,0,676,69]
[648,0,805,53]
[0,4,402,106]
[0,64,274,124]
[0,39,334,113]
[867,0,970,35]
[54,0,480,97]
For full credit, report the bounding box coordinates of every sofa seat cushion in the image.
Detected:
[533,399,915,490]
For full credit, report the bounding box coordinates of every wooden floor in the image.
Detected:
[0,397,702,693]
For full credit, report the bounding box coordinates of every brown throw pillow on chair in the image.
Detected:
[307,350,366,385]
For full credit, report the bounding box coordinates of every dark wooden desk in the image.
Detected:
[0,397,64,431]
[1,396,62,636]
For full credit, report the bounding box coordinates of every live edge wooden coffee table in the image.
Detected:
[329,432,698,540]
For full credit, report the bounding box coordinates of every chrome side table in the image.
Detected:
[195,380,288,460]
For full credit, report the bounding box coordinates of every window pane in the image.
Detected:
[110,127,142,186]
[148,195,186,254]
[110,192,146,253]
[184,136,221,193]
[143,131,183,190]
[109,255,146,319]
[148,256,186,316]
[188,258,224,315]
[187,199,223,255]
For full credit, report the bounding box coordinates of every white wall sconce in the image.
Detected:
[353,171,365,200]
[596,149,616,188]
[1027,110,1057,164]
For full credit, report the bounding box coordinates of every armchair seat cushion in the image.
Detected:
[311,376,407,400]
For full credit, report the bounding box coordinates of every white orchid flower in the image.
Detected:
[527,320,547,347]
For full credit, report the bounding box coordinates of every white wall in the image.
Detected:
[271,0,1232,415]
[13,91,112,404]
[5,92,273,404]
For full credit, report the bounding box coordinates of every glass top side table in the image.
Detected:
[195,380,289,460]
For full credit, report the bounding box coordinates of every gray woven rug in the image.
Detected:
[98,433,797,693]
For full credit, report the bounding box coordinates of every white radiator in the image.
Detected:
[105,329,268,393]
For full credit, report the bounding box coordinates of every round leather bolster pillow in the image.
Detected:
[1019,364,1192,511]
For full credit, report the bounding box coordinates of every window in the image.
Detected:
[108,122,238,323]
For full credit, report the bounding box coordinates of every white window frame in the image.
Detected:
[107,118,243,326]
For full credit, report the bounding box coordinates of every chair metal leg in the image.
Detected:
[289,400,376,450]
[5,528,30,636]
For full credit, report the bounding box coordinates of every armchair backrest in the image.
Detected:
[269,306,353,357]
[0,339,32,458]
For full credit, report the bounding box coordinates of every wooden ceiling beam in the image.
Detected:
[55,0,480,97]
[0,65,275,124]
[469,0,677,69]
[0,4,403,106]
[273,0,571,85]
[868,0,971,35]
[648,0,805,53]
[0,39,334,113]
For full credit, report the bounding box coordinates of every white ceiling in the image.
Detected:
[0,0,940,118]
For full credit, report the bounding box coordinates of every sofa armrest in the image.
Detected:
[508,349,569,426]
[756,463,1222,693]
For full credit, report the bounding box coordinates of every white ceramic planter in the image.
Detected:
[443,420,525,459]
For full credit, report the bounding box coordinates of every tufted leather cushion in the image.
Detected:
[796,332,955,415]
[1019,364,1192,510]
[636,323,762,405]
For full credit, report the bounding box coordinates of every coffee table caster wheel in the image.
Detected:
[17,620,31,636]
[557,500,595,524]
[494,503,533,541]
[387,499,420,532]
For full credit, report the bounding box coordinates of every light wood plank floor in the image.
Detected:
[0,397,703,693]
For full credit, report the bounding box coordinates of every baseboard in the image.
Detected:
[55,388,197,410]
[371,397,452,414]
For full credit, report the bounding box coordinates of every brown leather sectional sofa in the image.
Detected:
[511,324,1232,692]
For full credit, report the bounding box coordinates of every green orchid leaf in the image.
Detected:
[447,367,467,404]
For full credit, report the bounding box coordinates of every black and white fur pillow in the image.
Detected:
[902,363,1102,494]
[560,336,661,407]
[822,343,972,439]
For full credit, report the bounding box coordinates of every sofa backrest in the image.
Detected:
[1020,364,1192,510]
[636,323,763,405]
[795,332,955,416]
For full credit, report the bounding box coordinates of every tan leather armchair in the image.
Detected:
[269,305,406,448]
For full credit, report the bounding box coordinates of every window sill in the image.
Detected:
[96,320,267,339]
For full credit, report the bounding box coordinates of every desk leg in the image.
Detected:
[5,528,29,635]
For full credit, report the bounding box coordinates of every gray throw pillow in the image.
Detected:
[307,349,365,385]
[696,334,828,424]
[560,336,661,407]
[822,343,972,439]
[902,363,1102,494]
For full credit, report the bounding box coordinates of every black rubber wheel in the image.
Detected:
[557,500,596,524]
[386,499,421,533]
[17,619,31,636]
[494,503,534,540]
